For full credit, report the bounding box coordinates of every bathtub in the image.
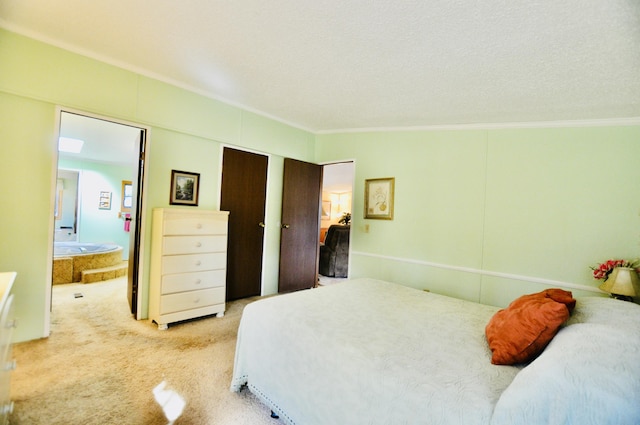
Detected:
[53,242,125,284]
[54,242,120,257]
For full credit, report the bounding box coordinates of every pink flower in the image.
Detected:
[591,259,636,280]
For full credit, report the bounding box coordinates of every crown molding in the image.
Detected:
[0,23,315,134]
[316,117,640,135]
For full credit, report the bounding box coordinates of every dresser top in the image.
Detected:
[0,272,16,307]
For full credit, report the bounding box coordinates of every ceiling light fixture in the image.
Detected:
[58,137,84,153]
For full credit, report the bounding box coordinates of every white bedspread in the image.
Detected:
[231,278,521,425]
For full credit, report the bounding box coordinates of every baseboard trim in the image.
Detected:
[352,251,602,294]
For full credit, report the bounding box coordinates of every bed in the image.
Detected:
[230,278,640,425]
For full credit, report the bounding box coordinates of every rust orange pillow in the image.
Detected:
[541,288,576,312]
[485,289,575,365]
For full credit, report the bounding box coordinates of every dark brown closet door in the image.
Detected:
[278,158,322,293]
[220,147,268,300]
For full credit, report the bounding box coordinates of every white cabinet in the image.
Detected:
[0,272,16,424]
[149,209,229,330]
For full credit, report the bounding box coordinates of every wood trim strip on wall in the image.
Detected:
[352,251,602,294]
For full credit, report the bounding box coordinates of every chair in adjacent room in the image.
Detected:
[319,225,350,278]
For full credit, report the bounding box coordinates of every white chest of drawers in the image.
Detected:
[149,208,229,330]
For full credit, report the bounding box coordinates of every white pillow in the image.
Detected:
[491,322,640,425]
[563,296,640,327]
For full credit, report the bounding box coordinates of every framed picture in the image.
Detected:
[364,177,394,220]
[321,200,331,219]
[170,170,200,206]
[99,191,112,210]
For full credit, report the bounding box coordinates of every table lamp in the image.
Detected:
[599,267,640,302]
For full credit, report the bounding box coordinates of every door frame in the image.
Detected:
[47,107,151,333]
[127,127,148,317]
[218,144,271,296]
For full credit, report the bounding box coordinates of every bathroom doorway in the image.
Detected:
[52,109,149,318]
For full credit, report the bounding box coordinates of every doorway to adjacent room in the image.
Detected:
[319,161,355,285]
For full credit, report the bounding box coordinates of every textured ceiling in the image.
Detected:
[1,1,639,132]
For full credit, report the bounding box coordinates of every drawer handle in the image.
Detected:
[195,261,201,266]
[193,298,200,304]
[195,279,202,284]
[196,223,203,229]
[195,242,202,247]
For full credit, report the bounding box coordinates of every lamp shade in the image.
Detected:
[599,267,640,297]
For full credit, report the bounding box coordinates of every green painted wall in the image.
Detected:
[316,126,640,307]
[0,93,55,343]
[0,29,314,342]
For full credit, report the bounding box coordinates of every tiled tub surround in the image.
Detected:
[52,243,126,284]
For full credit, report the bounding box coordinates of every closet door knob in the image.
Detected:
[258,222,265,228]
[281,224,290,229]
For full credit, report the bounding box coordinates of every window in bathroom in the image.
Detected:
[121,180,132,213]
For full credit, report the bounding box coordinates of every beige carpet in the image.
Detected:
[10,277,278,425]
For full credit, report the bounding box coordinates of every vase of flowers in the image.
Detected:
[591,259,639,281]
[338,212,351,226]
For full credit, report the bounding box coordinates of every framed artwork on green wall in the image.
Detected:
[170,170,200,206]
[99,191,112,210]
[364,177,394,220]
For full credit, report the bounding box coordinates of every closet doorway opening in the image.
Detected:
[51,109,149,318]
